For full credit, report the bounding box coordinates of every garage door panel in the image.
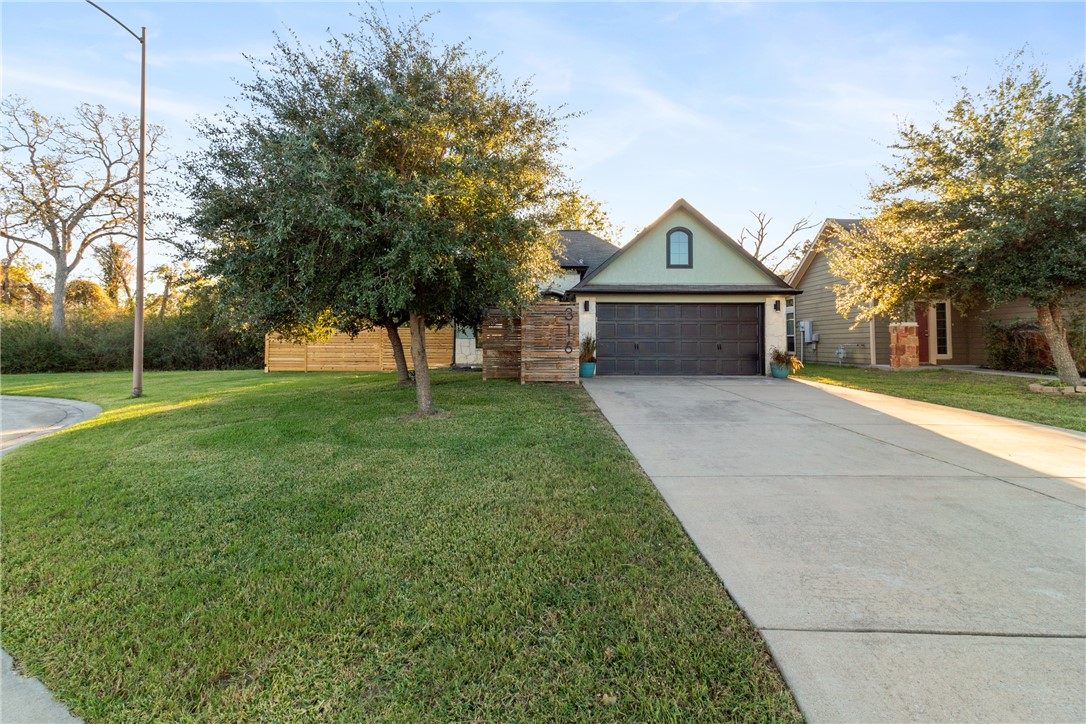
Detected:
[680,306,701,320]
[657,358,681,374]
[656,323,680,339]
[596,302,763,376]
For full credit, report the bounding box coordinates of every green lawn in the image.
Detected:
[795,363,1086,432]
[1,370,799,722]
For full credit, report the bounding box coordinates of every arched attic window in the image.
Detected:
[667,227,693,268]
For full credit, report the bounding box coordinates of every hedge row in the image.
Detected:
[1,312,263,374]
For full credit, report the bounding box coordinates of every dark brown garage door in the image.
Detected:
[595,303,763,375]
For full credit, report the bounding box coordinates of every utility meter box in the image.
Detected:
[799,320,814,343]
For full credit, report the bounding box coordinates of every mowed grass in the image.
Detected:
[796,363,1086,432]
[0,370,800,722]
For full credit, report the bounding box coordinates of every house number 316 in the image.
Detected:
[564,307,574,354]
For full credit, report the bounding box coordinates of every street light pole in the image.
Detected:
[85,1,146,397]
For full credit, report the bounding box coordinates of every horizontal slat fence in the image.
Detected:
[480,312,522,380]
[481,303,579,383]
[265,327,454,372]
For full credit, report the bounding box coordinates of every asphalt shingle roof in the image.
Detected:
[555,230,619,276]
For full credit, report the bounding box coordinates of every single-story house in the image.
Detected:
[570,198,797,376]
[459,229,619,364]
[788,219,1075,367]
[541,229,622,300]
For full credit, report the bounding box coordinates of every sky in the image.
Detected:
[3,0,1085,280]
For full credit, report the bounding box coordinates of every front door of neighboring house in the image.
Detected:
[915,302,931,364]
[915,301,952,364]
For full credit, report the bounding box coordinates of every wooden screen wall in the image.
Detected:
[520,303,579,383]
[480,313,522,380]
[481,302,579,383]
[265,327,454,372]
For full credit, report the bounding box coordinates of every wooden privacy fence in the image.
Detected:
[481,302,579,383]
[265,327,454,372]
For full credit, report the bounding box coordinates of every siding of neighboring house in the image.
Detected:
[957,295,1085,367]
[797,243,1085,368]
[793,250,883,365]
[958,299,1037,365]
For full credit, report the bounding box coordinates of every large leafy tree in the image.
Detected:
[0,97,165,334]
[830,59,1086,385]
[185,11,569,413]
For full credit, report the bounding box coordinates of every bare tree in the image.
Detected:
[0,96,164,333]
[739,211,818,274]
[150,263,178,317]
[93,240,135,307]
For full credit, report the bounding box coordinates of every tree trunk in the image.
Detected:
[1036,303,1082,387]
[408,312,436,415]
[384,319,413,385]
[1,263,11,306]
[50,261,67,335]
[158,274,171,318]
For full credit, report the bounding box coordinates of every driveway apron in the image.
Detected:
[583,377,1086,723]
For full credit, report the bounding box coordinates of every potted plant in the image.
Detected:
[769,346,803,379]
[579,334,597,378]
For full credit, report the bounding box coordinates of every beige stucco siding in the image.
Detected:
[540,270,582,297]
[590,209,775,286]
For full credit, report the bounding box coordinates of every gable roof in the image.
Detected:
[787,218,862,287]
[555,230,618,276]
[573,198,795,292]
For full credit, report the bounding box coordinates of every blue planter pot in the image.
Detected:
[770,363,790,379]
[579,362,596,378]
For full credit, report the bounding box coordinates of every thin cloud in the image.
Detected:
[3,67,215,123]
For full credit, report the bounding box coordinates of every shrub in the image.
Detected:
[1,309,263,374]
[985,320,1053,373]
[984,317,1086,375]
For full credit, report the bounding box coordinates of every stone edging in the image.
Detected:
[1027,383,1086,396]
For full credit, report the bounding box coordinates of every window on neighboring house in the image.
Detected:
[933,300,951,357]
[667,227,692,268]
[786,299,796,353]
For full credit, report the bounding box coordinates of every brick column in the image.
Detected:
[889,323,919,368]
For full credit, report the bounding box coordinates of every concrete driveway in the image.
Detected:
[1,395,99,723]
[583,376,1086,723]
